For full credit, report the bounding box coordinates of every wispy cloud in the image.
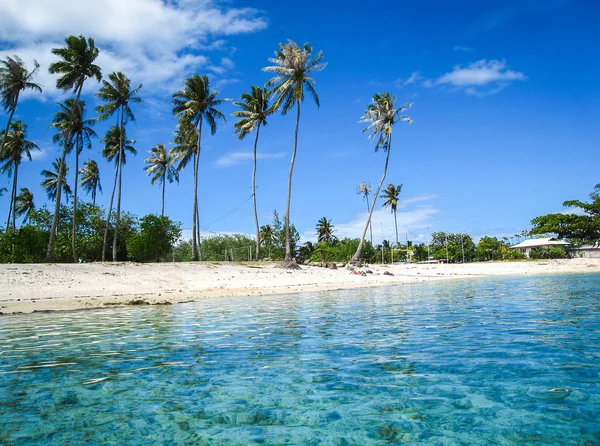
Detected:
[30,146,55,161]
[453,45,474,52]
[394,71,422,88]
[214,151,286,167]
[429,59,525,96]
[0,0,268,99]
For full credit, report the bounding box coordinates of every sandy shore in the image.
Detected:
[1,259,599,315]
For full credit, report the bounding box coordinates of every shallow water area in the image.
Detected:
[1,274,599,444]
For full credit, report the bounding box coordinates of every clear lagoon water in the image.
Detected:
[1,273,599,445]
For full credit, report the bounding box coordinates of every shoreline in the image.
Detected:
[1,259,599,315]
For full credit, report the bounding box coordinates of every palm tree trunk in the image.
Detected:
[72,135,80,262]
[11,163,19,231]
[351,134,393,265]
[45,142,68,262]
[284,104,301,265]
[102,162,119,261]
[252,124,261,261]
[196,205,201,260]
[394,210,398,247]
[192,120,203,261]
[112,107,124,261]
[366,194,373,245]
[161,171,166,217]
[0,94,18,156]
[5,184,14,232]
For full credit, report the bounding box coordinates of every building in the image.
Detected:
[568,245,600,259]
[509,237,571,258]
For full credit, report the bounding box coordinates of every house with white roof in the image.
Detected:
[509,237,571,258]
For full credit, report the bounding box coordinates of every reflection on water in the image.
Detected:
[1,274,599,444]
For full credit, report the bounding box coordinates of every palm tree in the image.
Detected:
[357,181,373,245]
[172,74,225,261]
[45,99,82,260]
[316,217,336,244]
[0,56,42,155]
[350,93,412,265]
[144,143,178,216]
[0,121,38,232]
[233,86,272,261]
[49,35,102,102]
[381,183,403,246]
[96,72,142,261]
[15,187,34,224]
[41,158,72,202]
[79,159,102,205]
[260,224,274,258]
[100,125,136,261]
[263,40,326,267]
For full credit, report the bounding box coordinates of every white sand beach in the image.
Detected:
[1,259,599,314]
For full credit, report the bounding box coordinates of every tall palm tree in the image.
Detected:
[15,187,34,224]
[79,159,102,205]
[350,93,412,265]
[41,158,72,202]
[316,217,336,244]
[96,72,142,261]
[260,224,274,258]
[45,99,81,260]
[49,35,102,102]
[144,143,178,216]
[357,181,373,245]
[100,125,136,261]
[381,183,403,246]
[172,74,225,261]
[263,40,326,266]
[0,56,42,154]
[233,86,272,260]
[0,121,38,231]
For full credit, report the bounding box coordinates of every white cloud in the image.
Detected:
[432,59,525,95]
[214,151,286,167]
[0,0,268,99]
[301,194,438,244]
[453,45,474,52]
[30,145,55,161]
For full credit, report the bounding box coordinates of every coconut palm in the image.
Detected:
[263,40,326,266]
[260,224,274,258]
[0,121,38,232]
[100,125,136,261]
[350,93,412,265]
[96,71,142,261]
[381,183,403,246]
[357,182,373,245]
[172,74,225,261]
[233,86,272,260]
[79,159,102,205]
[41,158,72,202]
[316,217,336,244]
[49,35,102,101]
[144,143,178,216]
[15,187,34,224]
[0,56,42,155]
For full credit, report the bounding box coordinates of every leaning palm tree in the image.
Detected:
[0,56,42,154]
[233,86,272,260]
[96,72,142,261]
[316,217,336,244]
[100,125,136,261]
[350,93,412,265]
[172,74,225,261]
[15,187,34,224]
[0,121,38,232]
[41,158,72,202]
[144,143,178,216]
[49,35,102,102]
[357,181,373,245]
[79,159,102,205]
[263,40,326,267]
[381,183,403,246]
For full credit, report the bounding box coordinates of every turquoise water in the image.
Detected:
[1,274,599,445]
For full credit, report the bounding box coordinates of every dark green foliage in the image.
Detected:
[475,236,503,261]
[530,184,600,244]
[430,231,476,263]
[0,226,48,263]
[502,248,526,260]
[308,238,376,263]
[529,246,569,259]
[126,214,181,262]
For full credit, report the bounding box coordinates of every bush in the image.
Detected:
[501,247,526,260]
[529,246,569,259]
[127,214,181,262]
[0,226,49,263]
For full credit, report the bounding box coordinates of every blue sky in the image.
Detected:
[1,0,598,245]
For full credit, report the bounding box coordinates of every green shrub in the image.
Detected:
[501,247,526,260]
[529,246,569,259]
[127,214,181,262]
